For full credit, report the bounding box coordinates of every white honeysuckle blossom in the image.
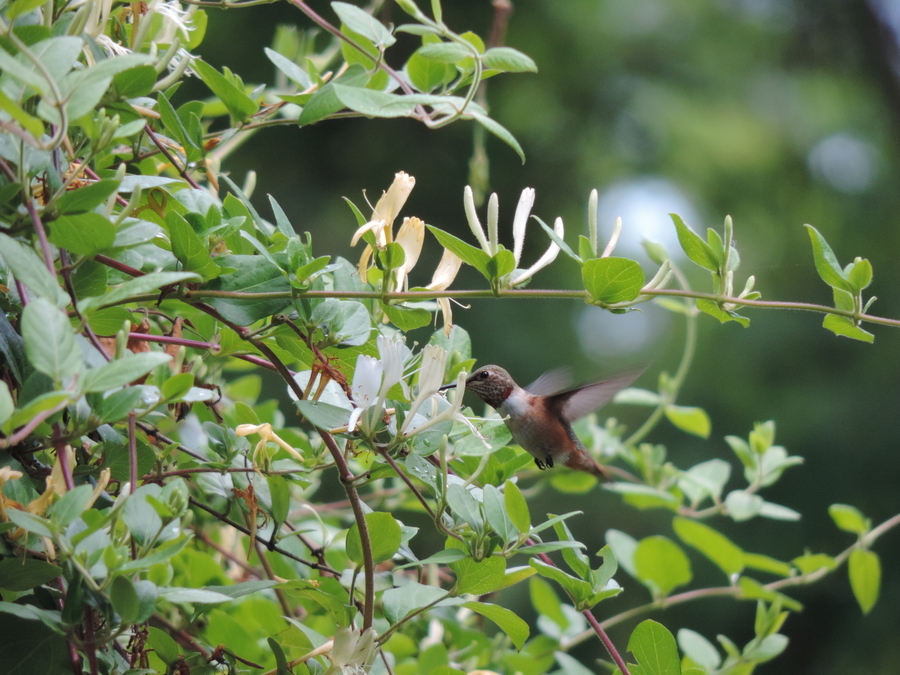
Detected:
[348,335,405,434]
[401,370,489,446]
[352,172,416,283]
[400,344,447,433]
[426,248,464,335]
[393,216,425,290]
[463,185,563,287]
[324,626,378,675]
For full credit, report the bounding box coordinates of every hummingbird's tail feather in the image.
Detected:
[563,451,613,482]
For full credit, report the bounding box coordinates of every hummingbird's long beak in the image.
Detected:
[438,382,458,391]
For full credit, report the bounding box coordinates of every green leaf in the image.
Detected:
[382,581,449,623]
[0,233,68,306]
[696,298,750,327]
[113,65,157,98]
[381,582,450,624]
[829,503,870,534]
[0,615,69,675]
[161,372,195,401]
[483,484,516,544]
[503,480,531,534]
[192,59,259,122]
[677,629,721,671]
[47,484,94,527]
[0,558,61,591]
[6,509,56,538]
[678,459,730,504]
[204,255,292,325]
[111,575,140,623]
[78,272,200,313]
[451,555,507,595]
[55,180,119,215]
[446,483,483,531]
[407,48,454,92]
[395,548,467,569]
[529,559,591,605]
[529,576,566,628]
[847,258,873,292]
[346,512,402,565]
[148,626,181,664]
[822,314,873,343]
[627,620,681,675]
[792,552,836,575]
[22,298,82,382]
[48,212,116,257]
[804,224,853,292]
[332,2,396,47]
[72,260,109,300]
[487,249,516,281]
[417,42,470,63]
[664,405,711,438]
[3,391,70,435]
[482,47,537,73]
[673,517,744,577]
[462,601,529,650]
[724,490,763,521]
[0,382,13,426]
[95,387,145,423]
[295,399,351,430]
[80,352,172,393]
[470,112,525,163]
[582,257,645,304]
[157,587,234,604]
[848,548,880,614]
[671,213,719,272]
[331,84,416,118]
[426,225,491,278]
[634,536,692,598]
[6,0,48,20]
[383,304,432,331]
[166,212,222,280]
[264,47,311,88]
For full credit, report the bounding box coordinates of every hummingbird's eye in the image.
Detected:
[479,371,489,379]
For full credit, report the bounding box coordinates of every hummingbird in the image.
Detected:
[442,365,641,480]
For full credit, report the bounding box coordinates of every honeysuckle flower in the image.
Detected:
[401,370,488,446]
[393,216,425,290]
[400,344,447,433]
[510,216,563,286]
[462,186,561,288]
[426,249,463,335]
[352,172,416,283]
[347,336,405,434]
[0,466,24,522]
[324,626,378,675]
[236,423,305,465]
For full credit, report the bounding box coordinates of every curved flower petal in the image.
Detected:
[373,172,415,235]
[512,188,536,266]
[463,186,491,252]
[511,216,563,286]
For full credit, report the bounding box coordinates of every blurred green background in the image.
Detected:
[191,1,900,672]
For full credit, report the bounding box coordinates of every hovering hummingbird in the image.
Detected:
[442,365,642,480]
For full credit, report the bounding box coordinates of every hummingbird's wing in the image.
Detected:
[525,367,573,396]
[549,369,644,423]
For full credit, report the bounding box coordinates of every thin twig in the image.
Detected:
[144,126,202,189]
[321,432,375,630]
[188,497,338,575]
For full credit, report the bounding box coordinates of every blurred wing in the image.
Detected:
[526,367,574,396]
[552,369,644,423]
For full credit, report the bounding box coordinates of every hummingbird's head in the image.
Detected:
[464,365,515,409]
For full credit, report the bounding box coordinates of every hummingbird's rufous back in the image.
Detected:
[453,365,641,480]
